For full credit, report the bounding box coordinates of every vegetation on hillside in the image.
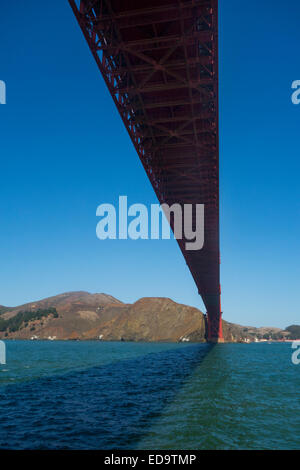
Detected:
[0,308,58,333]
[285,325,300,340]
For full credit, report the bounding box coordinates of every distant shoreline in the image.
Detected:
[2,338,299,345]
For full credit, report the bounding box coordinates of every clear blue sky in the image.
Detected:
[0,1,299,328]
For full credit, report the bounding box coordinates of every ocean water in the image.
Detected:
[0,340,299,450]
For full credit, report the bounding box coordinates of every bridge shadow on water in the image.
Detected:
[0,343,215,449]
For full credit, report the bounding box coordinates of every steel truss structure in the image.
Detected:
[70,0,223,341]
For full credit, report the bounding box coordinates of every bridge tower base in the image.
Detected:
[207,313,224,342]
[207,310,224,343]
[208,336,225,344]
[204,292,224,343]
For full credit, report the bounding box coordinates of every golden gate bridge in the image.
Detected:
[69,0,223,342]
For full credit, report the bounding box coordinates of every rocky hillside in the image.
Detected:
[0,291,295,343]
[0,293,208,342]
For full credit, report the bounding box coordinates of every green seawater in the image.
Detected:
[0,341,299,449]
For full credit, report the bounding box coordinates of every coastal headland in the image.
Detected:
[0,291,298,343]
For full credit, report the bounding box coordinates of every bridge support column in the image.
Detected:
[203,292,224,343]
[207,311,224,343]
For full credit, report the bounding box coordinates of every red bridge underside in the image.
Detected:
[70,0,223,341]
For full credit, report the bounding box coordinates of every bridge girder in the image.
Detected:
[70,0,223,341]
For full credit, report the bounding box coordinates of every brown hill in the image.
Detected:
[83,297,207,342]
[0,291,283,343]
[1,291,121,318]
[0,292,123,340]
[0,306,11,315]
[0,293,209,342]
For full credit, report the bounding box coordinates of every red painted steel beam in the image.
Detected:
[69,0,223,341]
